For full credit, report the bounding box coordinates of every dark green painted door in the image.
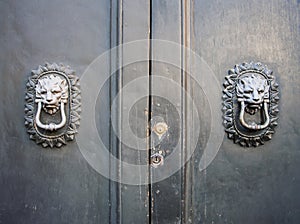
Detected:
[0,0,299,224]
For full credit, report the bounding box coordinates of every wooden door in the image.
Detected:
[0,0,299,224]
[148,0,300,223]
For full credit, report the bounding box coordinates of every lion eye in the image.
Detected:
[258,89,264,94]
[52,89,60,94]
[244,89,253,94]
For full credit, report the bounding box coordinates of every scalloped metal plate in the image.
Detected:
[223,62,279,147]
[25,63,81,148]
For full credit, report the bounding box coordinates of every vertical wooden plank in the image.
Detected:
[150,0,183,223]
[109,0,122,223]
[181,1,194,223]
[117,0,151,223]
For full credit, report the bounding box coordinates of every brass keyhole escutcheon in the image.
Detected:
[153,122,168,136]
[150,153,164,168]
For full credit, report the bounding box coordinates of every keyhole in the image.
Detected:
[150,153,164,167]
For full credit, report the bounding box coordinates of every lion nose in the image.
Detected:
[46,92,53,102]
[253,90,260,101]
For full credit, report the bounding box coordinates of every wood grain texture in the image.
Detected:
[0,0,111,223]
[189,0,300,223]
[120,0,150,223]
[150,0,183,223]
[0,0,299,223]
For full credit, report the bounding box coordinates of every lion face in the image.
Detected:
[35,74,68,114]
[236,73,270,113]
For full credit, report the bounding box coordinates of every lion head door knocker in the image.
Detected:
[223,62,279,147]
[25,63,81,148]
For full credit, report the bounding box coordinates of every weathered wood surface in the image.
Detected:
[0,0,299,223]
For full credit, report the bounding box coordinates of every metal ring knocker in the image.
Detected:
[239,100,270,130]
[35,101,67,131]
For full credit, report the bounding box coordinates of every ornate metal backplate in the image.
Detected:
[25,63,81,148]
[223,62,279,147]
